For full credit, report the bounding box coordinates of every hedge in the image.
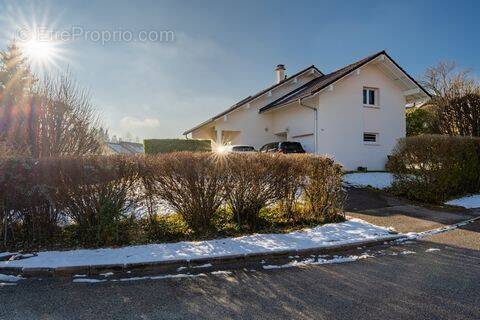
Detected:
[387,134,480,203]
[144,139,211,154]
[0,153,344,250]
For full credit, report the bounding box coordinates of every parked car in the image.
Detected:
[259,141,306,154]
[224,145,256,153]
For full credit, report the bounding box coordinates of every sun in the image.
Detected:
[18,33,64,73]
[1,4,70,73]
[22,38,55,62]
[17,28,65,74]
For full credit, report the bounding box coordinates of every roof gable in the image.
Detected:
[259,51,431,113]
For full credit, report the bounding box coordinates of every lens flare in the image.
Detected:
[1,4,69,73]
[17,29,64,72]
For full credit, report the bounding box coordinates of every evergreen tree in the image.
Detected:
[0,41,37,150]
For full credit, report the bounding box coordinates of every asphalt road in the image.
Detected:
[1,219,479,320]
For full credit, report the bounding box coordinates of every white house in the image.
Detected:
[183,51,430,170]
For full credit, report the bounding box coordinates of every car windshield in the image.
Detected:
[232,146,255,152]
[281,142,303,152]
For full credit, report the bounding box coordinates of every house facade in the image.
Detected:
[184,51,430,170]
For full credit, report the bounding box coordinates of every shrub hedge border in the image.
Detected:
[144,139,211,154]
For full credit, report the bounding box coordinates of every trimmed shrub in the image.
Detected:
[144,139,211,154]
[387,135,480,203]
[50,156,139,246]
[141,152,226,233]
[1,152,345,250]
[224,153,285,230]
[0,157,61,248]
[302,157,345,223]
[276,155,305,221]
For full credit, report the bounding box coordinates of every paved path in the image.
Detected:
[346,187,479,233]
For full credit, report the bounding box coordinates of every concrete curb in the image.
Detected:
[0,234,405,278]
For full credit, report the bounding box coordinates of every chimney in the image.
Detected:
[275,64,285,84]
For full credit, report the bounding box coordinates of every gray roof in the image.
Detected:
[260,51,431,112]
[106,141,144,154]
[183,65,323,135]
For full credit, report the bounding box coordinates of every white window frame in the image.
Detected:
[363,132,379,145]
[363,87,379,108]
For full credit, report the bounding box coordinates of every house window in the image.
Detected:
[363,88,378,106]
[363,132,378,144]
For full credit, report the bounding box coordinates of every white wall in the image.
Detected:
[191,71,318,149]
[315,63,406,170]
[191,63,406,171]
[270,101,317,152]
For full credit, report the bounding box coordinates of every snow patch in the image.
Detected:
[72,278,106,283]
[211,270,232,276]
[100,272,114,277]
[0,273,23,283]
[192,263,212,269]
[343,172,394,190]
[403,217,480,240]
[425,248,441,253]
[445,194,480,208]
[0,218,394,269]
[115,273,206,282]
[0,252,14,260]
[263,254,372,270]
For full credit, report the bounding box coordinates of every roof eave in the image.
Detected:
[183,65,322,135]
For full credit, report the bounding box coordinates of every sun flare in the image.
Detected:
[17,33,65,72]
[22,38,55,62]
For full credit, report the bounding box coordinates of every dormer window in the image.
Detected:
[363,88,378,106]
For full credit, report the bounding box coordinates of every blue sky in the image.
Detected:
[0,0,478,139]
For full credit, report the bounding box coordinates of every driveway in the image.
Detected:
[345,187,480,233]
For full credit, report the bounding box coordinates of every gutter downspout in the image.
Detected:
[298,97,318,154]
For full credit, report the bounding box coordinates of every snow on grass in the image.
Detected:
[343,172,394,190]
[0,218,396,270]
[445,194,480,208]
[0,252,13,260]
[0,273,24,282]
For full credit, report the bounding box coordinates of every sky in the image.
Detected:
[0,0,479,140]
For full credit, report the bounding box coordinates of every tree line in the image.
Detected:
[407,62,480,137]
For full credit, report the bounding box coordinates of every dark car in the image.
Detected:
[224,145,256,153]
[259,141,306,154]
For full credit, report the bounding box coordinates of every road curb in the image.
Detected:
[0,234,405,278]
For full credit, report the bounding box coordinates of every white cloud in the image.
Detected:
[120,116,160,129]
